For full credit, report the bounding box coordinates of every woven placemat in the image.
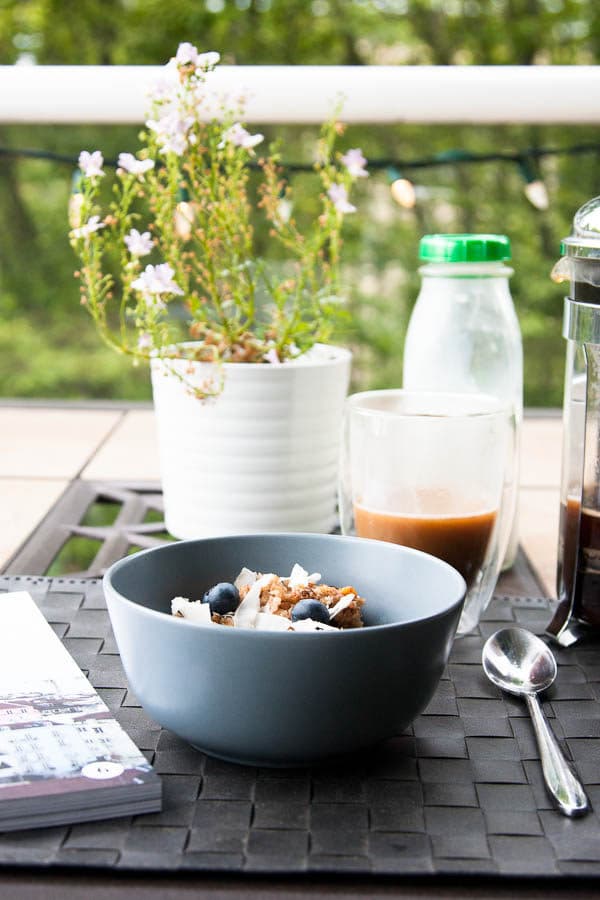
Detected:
[1,574,600,878]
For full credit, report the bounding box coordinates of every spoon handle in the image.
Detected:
[525,693,589,817]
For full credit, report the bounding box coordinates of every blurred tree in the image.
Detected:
[0,0,598,404]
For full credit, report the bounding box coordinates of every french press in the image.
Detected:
[547,197,600,646]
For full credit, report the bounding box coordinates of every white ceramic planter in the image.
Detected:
[150,343,352,538]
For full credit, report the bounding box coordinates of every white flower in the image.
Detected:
[146,111,194,156]
[327,183,356,214]
[163,133,189,156]
[131,263,184,297]
[196,51,220,70]
[71,215,105,238]
[218,123,264,150]
[143,295,167,312]
[124,228,154,257]
[175,42,199,66]
[146,112,175,137]
[147,72,177,104]
[263,347,281,365]
[118,153,155,176]
[341,148,368,178]
[194,84,224,118]
[137,332,153,351]
[78,150,104,178]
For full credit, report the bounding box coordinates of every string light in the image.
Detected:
[173,186,197,240]
[276,193,293,224]
[387,166,416,209]
[2,140,600,176]
[5,140,596,219]
[68,169,84,228]
[518,157,549,211]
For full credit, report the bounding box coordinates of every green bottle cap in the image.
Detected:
[419,233,511,263]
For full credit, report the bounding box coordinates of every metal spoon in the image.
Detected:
[482,626,589,818]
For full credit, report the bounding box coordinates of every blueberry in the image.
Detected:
[202,582,240,616]
[291,599,330,625]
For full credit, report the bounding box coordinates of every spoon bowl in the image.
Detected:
[483,626,556,695]
[482,626,589,818]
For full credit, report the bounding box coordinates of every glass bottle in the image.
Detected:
[403,234,523,569]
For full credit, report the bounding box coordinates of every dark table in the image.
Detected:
[1,481,599,899]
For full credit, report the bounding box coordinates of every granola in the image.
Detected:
[171,564,365,631]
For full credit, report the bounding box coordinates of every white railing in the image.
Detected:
[0,65,598,124]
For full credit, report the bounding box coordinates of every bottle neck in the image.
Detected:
[419,262,513,279]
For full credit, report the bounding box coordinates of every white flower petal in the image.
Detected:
[118,153,155,176]
[147,74,176,103]
[219,123,264,150]
[78,150,105,178]
[125,228,154,257]
[197,51,220,70]
[327,183,356,214]
[341,148,369,178]
[131,263,183,296]
[263,348,281,365]
[175,42,199,66]
[243,132,264,148]
[71,215,105,239]
[137,332,153,350]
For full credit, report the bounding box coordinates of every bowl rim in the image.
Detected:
[103,532,466,639]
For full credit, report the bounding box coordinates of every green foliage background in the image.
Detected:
[0,0,599,406]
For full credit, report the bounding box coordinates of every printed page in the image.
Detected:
[0,592,159,808]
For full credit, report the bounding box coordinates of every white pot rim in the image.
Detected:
[150,341,351,374]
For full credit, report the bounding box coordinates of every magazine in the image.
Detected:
[0,591,161,831]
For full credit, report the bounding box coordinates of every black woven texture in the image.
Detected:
[1,575,600,878]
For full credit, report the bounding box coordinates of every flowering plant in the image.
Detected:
[70,43,367,395]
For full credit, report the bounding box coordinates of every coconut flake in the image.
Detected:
[287,563,321,588]
[233,572,276,629]
[234,567,258,591]
[328,594,355,620]
[171,596,212,625]
[290,618,338,632]
[254,612,292,631]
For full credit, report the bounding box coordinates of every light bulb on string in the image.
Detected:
[518,157,549,211]
[387,166,416,209]
[68,169,84,228]
[277,191,293,224]
[174,186,197,240]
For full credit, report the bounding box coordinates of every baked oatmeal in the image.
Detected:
[171,564,365,631]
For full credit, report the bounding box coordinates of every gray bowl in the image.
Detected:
[103,533,465,767]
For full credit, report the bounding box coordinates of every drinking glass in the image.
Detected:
[339,390,515,636]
